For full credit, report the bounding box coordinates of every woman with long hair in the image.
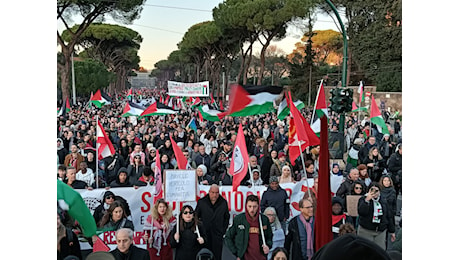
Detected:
[127,154,145,184]
[143,199,176,260]
[279,165,295,184]
[357,164,372,188]
[263,207,285,260]
[362,147,386,182]
[98,200,134,231]
[170,205,206,260]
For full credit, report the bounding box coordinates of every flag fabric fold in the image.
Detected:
[287,91,320,164]
[93,236,110,252]
[186,117,198,132]
[314,116,333,250]
[219,84,283,118]
[277,98,305,120]
[311,80,329,135]
[57,180,97,237]
[370,95,389,134]
[90,90,112,108]
[229,124,249,191]
[140,101,177,117]
[170,136,188,170]
[121,101,145,117]
[96,119,115,160]
[197,105,222,122]
[153,149,163,203]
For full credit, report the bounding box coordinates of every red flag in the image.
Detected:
[96,120,115,160]
[288,117,309,166]
[314,116,333,250]
[229,124,249,191]
[93,236,110,252]
[287,91,319,164]
[219,99,224,111]
[197,110,204,122]
[170,136,187,169]
[153,149,163,203]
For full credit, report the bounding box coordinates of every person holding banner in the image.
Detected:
[225,194,272,260]
[143,198,176,260]
[170,205,206,260]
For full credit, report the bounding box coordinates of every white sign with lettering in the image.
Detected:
[164,170,196,202]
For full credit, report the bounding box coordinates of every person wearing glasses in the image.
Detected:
[170,205,206,260]
[93,191,116,224]
[285,198,316,260]
[357,182,396,250]
[263,207,285,260]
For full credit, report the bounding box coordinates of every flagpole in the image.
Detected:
[248,163,255,187]
[298,142,312,199]
[358,81,363,124]
[96,115,99,189]
[310,79,323,126]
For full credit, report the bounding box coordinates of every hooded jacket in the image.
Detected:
[57,138,68,165]
[110,167,133,187]
[331,197,354,239]
[260,185,290,221]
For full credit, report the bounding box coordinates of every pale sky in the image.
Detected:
[57,0,346,70]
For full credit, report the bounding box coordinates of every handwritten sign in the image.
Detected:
[346,195,362,217]
[164,170,196,202]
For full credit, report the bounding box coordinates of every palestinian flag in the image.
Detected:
[219,84,283,118]
[90,89,112,108]
[191,97,201,107]
[57,179,97,237]
[96,120,115,159]
[311,80,329,135]
[121,101,145,117]
[357,81,365,103]
[126,88,133,100]
[352,101,368,112]
[58,97,71,117]
[197,105,222,122]
[140,101,177,117]
[370,95,389,134]
[277,97,305,120]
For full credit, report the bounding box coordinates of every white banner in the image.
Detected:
[167,81,209,97]
[76,181,315,249]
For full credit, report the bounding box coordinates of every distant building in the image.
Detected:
[128,71,156,88]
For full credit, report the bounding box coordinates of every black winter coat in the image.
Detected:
[195,195,230,241]
[110,244,150,260]
[260,186,290,221]
[284,215,315,260]
[57,228,81,260]
[358,196,395,233]
[170,222,207,260]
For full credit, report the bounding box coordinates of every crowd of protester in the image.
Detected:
[57,88,402,260]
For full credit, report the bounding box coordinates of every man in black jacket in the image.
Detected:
[260,176,290,231]
[111,228,149,260]
[195,184,230,260]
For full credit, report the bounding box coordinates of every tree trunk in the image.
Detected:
[60,47,72,104]
[243,47,253,85]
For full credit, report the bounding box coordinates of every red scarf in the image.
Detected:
[332,214,346,225]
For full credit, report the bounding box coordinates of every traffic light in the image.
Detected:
[330,88,353,113]
[329,88,341,113]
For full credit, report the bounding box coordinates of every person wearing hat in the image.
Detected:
[331,197,354,239]
[261,175,290,232]
[196,164,213,185]
[93,191,116,224]
[269,151,291,179]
